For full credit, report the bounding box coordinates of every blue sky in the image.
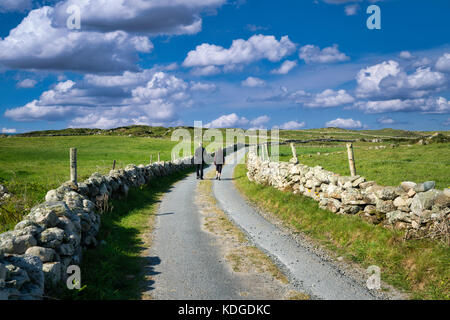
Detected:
[0,0,449,133]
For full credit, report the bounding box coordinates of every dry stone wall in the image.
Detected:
[0,144,238,300]
[246,151,449,242]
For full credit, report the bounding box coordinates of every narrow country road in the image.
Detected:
[146,148,378,300]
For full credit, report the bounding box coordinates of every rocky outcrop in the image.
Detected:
[0,144,239,300]
[246,151,449,243]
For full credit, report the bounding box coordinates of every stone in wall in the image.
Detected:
[246,151,449,242]
[0,145,240,299]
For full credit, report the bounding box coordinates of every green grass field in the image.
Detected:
[272,143,450,189]
[234,164,450,300]
[0,136,182,231]
[1,127,449,299]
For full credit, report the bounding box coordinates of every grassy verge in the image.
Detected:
[0,136,181,232]
[273,142,450,189]
[234,164,450,300]
[197,171,309,299]
[58,168,194,300]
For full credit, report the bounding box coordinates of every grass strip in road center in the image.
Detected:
[233,164,450,300]
[58,168,194,300]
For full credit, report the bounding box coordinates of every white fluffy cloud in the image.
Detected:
[435,53,450,73]
[204,114,271,129]
[253,86,353,108]
[129,72,189,103]
[0,7,153,73]
[356,60,447,99]
[277,121,306,130]
[271,60,297,75]
[17,79,37,88]
[305,89,354,107]
[356,60,401,98]
[190,81,217,91]
[377,117,395,124]
[0,0,226,73]
[355,97,450,114]
[299,44,349,64]
[250,115,270,127]
[51,0,225,35]
[191,66,221,76]
[241,77,266,87]
[0,0,31,12]
[183,34,296,69]
[325,118,362,129]
[4,70,210,128]
[344,4,359,15]
[399,51,413,59]
[1,128,17,134]
[205,113,249,128]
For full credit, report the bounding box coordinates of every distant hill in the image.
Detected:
[17,125,186,138]
[14,125,449,143]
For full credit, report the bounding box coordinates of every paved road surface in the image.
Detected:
[148,148,377,300]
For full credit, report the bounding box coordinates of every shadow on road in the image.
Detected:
[61,168,195,300]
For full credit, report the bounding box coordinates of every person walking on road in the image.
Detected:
[195,142,205,180]
[214,147,225,180]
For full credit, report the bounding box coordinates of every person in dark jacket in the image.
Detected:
[214,147,225,180]
[194,142,205,180]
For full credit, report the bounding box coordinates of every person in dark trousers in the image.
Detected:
[214,147,225,180]
[194,142,205,180]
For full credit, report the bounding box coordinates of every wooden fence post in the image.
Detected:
[112,160,116,170]
[346,143,356,176]
[70,148,77,185]
[158,152,160,162]
[290,143,297,161]
[150,155,153,164]
[264,142,269,161]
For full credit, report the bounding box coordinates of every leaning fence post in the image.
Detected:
[290,143,297,159]
[70,148,77,185]
[346,143,356,176]
[112,160,116,170]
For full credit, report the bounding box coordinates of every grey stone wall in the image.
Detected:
[0,144,238,300]
[246,151,449,242]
